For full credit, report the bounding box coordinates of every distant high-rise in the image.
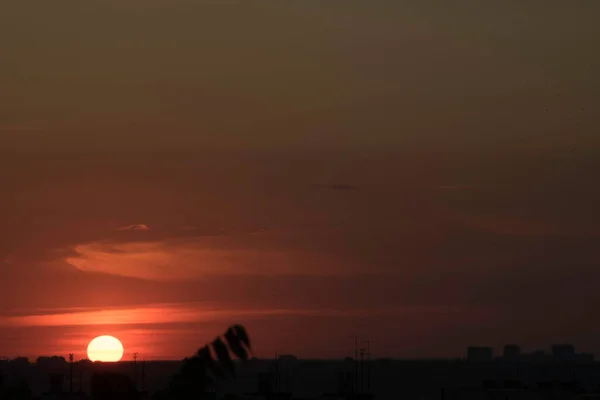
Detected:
[503,345,521,360]
[278,355,298,363]
[575,353,594,363]
[530,350,546,362]
[552,344,575,361]
[467,346,493,362]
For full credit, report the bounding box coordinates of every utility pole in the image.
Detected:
[359,347,365,396]
[363,340,376,393]
[141,359,146,392]
[348,336,359,395]
[69,354,74,393]
[133,353,138,390]
[274,353,279,394]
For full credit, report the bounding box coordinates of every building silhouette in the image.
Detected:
[503,345,521,360]
[467,347,493,362]
[552,344,576,361]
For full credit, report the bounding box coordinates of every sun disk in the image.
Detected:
[87,335,124,362]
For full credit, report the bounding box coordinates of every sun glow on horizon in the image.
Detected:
[87,335,124,362]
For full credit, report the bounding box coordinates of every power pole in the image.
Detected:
[274,353,280,394]
[141,359,146,392]
[367,342,371,393]
[133,353,138,390]
[359,347,365,396]
[363,340,376,393]
[348,336,359,395]
[69,354,74,393]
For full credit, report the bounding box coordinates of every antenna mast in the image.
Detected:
[363,339,376,393]
[275,353,280,394]
[348,336,359,395]
[133,353,138,390]
[69,354,74,393]
[141,359,146,392]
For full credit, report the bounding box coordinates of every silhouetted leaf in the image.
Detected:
[212,337,235,377]
[197,345,227,379]
[196,346,211,362]
[225,327,249,361]
[232,324,251,349]
[165,324,251,399]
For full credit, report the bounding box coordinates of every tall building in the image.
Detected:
[552,344,575,361]
[467,346,493,362]
[503,344,521,360]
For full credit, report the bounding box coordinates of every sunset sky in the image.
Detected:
[1,0,599,360]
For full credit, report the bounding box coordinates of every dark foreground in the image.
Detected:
[3,357,600,400]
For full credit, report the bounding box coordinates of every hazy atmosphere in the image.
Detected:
[1,0,599,361]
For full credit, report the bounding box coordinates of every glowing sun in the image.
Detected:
[87,335,124,362]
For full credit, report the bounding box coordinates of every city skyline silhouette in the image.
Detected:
[1,0,600,398]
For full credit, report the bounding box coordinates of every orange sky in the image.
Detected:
[1,0,599,360]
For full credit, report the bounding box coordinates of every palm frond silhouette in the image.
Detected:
[158,324,252,399]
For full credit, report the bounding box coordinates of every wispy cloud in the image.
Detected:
[0,303,442,327]
[116,224,150,231]
[327,184,358,191]
[433,184,510,191]
[64,234,350,281]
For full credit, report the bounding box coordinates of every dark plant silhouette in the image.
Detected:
[155,324,251,400]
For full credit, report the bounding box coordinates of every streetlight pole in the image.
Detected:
[348,336,359,395]
[133,353,138,390]
[363,340,376,393]
[69,354,74,394]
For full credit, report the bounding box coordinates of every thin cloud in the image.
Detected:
[328,184,358,191]
[434,184,510,191]
[64,236,350,281]
[0,303,479,327]
[116,224,150,231]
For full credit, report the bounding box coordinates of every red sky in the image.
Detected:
[0,0,599,360]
